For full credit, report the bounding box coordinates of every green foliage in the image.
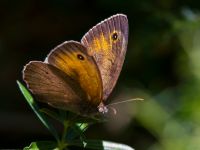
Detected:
[23,141,57,150]
[24,140,134,150]
[17,81,134,150]
[132,11,200,150]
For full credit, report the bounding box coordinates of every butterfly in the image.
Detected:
[23,14,129,116]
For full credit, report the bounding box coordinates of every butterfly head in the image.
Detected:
[98,102,109,114]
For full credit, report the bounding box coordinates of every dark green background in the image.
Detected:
[1,0,200,149]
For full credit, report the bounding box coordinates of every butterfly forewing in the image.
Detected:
[46,41,103,106]
[81,14,129,101]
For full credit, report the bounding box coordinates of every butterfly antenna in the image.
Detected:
[107,98,144,106]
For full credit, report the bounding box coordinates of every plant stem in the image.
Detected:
[58,121,69,150]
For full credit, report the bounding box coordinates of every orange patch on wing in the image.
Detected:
[91,34,111,55]
[49,47,102,105]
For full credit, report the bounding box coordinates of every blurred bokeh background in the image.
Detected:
[1,0,200,149]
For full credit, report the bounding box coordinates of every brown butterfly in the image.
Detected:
[23,14,129,116]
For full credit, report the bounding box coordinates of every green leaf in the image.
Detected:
[76,123,89,132]
[23,141,57,150]
[17,81,59,141]
[69,139,135,150]
[71,123,88,140]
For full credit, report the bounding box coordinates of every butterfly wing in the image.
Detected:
[24,41,103,114]
[81,14,129,100]
[23,61,88,113]
[46,41,103,107]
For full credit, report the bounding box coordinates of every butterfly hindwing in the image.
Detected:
[23,61,88,113]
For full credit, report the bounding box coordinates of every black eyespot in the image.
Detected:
[77,54,84,60]
[112,32,118,41]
